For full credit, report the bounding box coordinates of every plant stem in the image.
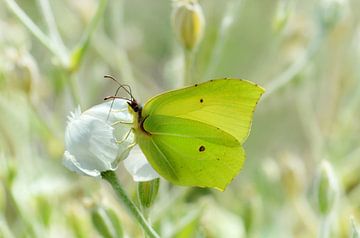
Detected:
[263,30,326,100]
[4,0,68,66]
[77,0,108,52]
[204,0,243,79]
[184,49,194,86]
[101,171,160,238]
[66,72,82,108]
[37,0,68,61]
[319,215,330,238]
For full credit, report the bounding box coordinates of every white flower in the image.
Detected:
[63,100,159,181]
[123,145,159,182]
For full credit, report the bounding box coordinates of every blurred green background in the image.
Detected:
[0,0,359,237]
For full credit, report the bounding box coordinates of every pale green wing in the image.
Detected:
[142,79,264,143]
[136,115,244,191]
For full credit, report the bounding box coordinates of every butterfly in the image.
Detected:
[107,77,264,191]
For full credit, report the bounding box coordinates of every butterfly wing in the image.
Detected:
[136,115,244,191]
[142,78,264,143]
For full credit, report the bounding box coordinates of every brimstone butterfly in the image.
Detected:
[120,78,264,191]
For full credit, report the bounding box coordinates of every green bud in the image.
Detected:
[313,160,338,216]
[280,153,306,198]
[272,0,294,33]
[0,48,38,95]
[35,196,52,227]
[137,178,160,209]
[67,209,88,238]
[5,160,17,188]
[91,206,124,238]
[242,195,262,234]
[172,0,205,51]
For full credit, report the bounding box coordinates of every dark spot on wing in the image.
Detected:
[199,145,205,152]
[216,158,220,161]
[194,84,198,87]
[200,98,204,103]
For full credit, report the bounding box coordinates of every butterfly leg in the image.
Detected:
[112,120,133,126]
[115,128,134,145]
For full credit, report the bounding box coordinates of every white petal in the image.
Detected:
[63,151,101,177]
[83,100,132,124]
[123,146,160,182]
[63,102,136,178]
[65,115,115,171]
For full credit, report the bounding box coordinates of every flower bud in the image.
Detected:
[172,0,205,51]
[137,178,160,209]
[313,160,339,216]
[91,206,124,238]
[280,153,306,198]
[0,48,39,95]
[272,0,294,33]
[242,195,262,235]
[35,196,52,227]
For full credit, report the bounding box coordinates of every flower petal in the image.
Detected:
[63,151,101,177]
[123,146,160,182]
[83,100,132,124]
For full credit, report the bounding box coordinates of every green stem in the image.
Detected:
[65,72,82,108]
[4,0,68,66]
[263,30,327,100]
[37,0,68,61]
[204,0,243,79]
[77,0,108,52]
[184,49,194,86]
[319,215,330,238]
[101,171,160,238]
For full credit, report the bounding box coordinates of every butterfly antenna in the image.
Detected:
[104,75,134,100]
[104,75,134,121]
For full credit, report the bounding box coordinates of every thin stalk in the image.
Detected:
[77,0,108,51]
[263,30,326,100]
[204,0,243,79]
[184,49,194,86]
[4,0,68,66]
[319,215,331,238]
[67,73,82,107]
[101,171,160,238]
[37,0,68,61]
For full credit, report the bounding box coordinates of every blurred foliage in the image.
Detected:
[0,0,360,237]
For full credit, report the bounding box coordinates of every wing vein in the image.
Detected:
[149,137,178,180]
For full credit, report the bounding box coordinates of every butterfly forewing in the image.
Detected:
[142,79,264,143]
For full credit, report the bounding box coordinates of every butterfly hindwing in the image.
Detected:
[136,115,244,191]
